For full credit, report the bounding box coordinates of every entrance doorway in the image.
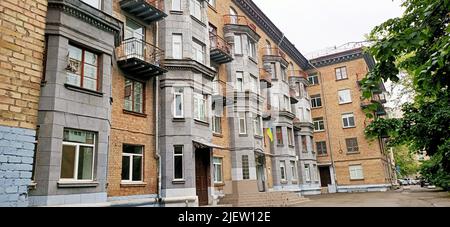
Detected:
[319,166,332,187]
[255,153,266,192]
[195,149,211,206]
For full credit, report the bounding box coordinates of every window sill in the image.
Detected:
[339,102,352,105]
[350,178,365,181]
[194,119,209,127]
[190,15,206,27]
[347,152,361,155]
[64,84,103,97]
[277,144,285,148]
[234,54,244,57]
[170,10,183,15]
[292,180,298,184]
[239,134,248,137]
[280,180,288,184]
[214,182,225,187]
[254,135,263,140]
[343,126,357,129]
[336,78,349,82]
[173,118,186,122]
[123,110,147,118]
[289,145,295,149]
[57,181,99,188]
[121,182,147,187]
[172,180,186,184]
[28,181,37,190]
[213,133,223,138]
[314,130,326,133]
[311,107,323,110]
[318,154,328,157]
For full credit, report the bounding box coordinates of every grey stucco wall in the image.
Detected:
[0,126,35,207]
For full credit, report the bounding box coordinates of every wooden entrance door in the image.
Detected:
[195,149,210,206]
[319,166,332,187]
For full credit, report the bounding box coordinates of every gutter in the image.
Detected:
[155,20,162,204]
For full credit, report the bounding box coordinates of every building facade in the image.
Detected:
[307,47,395,193]
[0,0,48,207]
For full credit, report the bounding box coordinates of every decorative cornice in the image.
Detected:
[163,59,217,77]
[233,0,313,70]
[309,48,366,68]
[48,0,123,46]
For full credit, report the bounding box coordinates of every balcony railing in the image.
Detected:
[263,47,288,62]
[119,0,167,24]
[116,38,167,78]
[223,15,257,33]
[209,33,233,64]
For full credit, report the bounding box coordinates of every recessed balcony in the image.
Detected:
[289,70,308,80]
[116,38,167,79]
[263,48,288,65]
[119,0,167,25]
[210,33,233,64]
[223,15,260,41]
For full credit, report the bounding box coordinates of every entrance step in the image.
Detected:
[321,187,329,194]
[219,191,309,207]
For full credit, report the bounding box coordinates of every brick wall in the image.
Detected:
[0,0,47,207]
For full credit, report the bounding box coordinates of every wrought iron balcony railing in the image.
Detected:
[223,15,257,33]
[209,33,233,64]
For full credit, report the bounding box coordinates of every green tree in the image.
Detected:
[362,0,450,190]
[393,145,420,178]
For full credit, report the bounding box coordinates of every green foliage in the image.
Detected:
[393,146,420,178]
[362,0,450,189]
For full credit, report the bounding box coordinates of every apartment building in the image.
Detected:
[0,0,48,207]
[307,47,394,193]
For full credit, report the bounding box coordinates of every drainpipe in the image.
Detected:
[155,18,162,204]
[309,62,338,190]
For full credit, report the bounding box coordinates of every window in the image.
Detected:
[250,74,258,93]
[311,95,322,108]
[276,127,283,145]
[172,0,181,11]
[61,129,95,181]
[124,79,144,114]
[248,38,256,59]
[234,34,242,55]
[192,39,205,63]
[212,112,222,134]
[281,66,287,81]
[121,145,143,182]
[283,95,291,112]
[194,93,208,122]
[265,40,272,55]
[236,72,243,92]
[338,89,352,104]
[295,82,301,97]
[349,165,364,180]
[269,63,277,79]
[280,161,286,180]
[304,164,311,182]
[301,136,307,152]
[346,138,359,153]
[287,128,294,146]
[291,161,297,180]
[229,7,238,24]
[253,116,263,136]
[81,0,100,9]
[190,0,202,21]
[238,112,247,134]
[172,34,183,59]
[335,66,348,80]
[67,45,99,91]
[174,146,184,180]
[174,88,184,118]
[313,164,318,181]
[316,141,327,155]
[313,117,325,132]
[242,155,250,180]
[308,74,319,85]
[342,113,356,128]
[310,136,314,153]
[213,157,223,183]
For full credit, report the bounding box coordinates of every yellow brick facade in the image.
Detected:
[308,57,392,187]
[0,0,47,129]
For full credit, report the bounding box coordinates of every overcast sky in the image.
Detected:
[253,0,405,56]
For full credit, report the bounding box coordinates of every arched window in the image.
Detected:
[265,40,271,55]
[230,7,238,24]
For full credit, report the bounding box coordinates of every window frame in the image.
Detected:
[253,116,263,137]
[194,93,208,122]
[346,138,360,153]
[335,66,348,80]
[81,0,101,9]
[192,39,205,64]
[287,127,294,147]
[234,34,243,55]
[313,117,325,132]
[349,165,364,180]
[308,74,320,85]
[304,164,311,182]
[280,161,287,181]
[338,89,352,104]
[121,144,144,183]
[172,34,183,59]
[173,88,184,118]
[310,94,322,108]
[124,78,145,114]
[242,155,250,180]
[171,0,182,11]
[238,112,247,135]
[213,157,223,183]
[190,0,203,21]
[173,145,184,181]
[316,141,327,156]
[236,72,244,92]
[276,126,283,145]
[60,129,96,182]
[67,44,100,91]
[291,161,298,181]
[342,113,356,128]
[212,114,222,134]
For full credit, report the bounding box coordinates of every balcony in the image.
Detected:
[119,0,167,25]
[290,88,299,104]
[210,33,233,64]
[289,70,308,80]
[116,38,167,78]
[294,118,314,130]
[263,48,288,66]
[223,15,260,41]
[259,68,273,88]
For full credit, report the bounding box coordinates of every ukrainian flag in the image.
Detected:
[266,128,274,142]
